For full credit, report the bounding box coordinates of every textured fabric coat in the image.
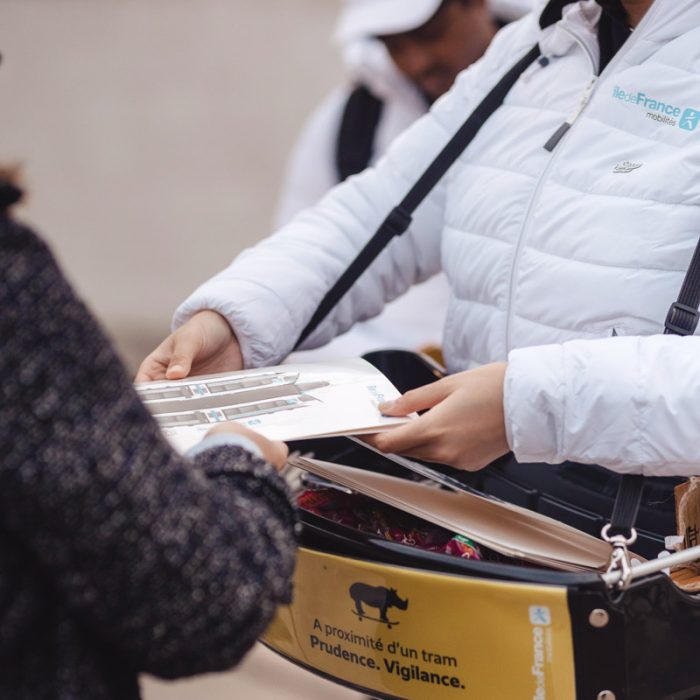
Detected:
[0,211,297,699]
[176,0,700,476]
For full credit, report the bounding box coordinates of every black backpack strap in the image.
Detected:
[336,85,384,183]
[294,44,542,350]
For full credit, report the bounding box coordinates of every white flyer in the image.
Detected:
[135,358,411,452]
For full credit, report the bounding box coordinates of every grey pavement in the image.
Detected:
[142,645,361,699]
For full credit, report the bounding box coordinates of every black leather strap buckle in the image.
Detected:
[384,206,412,238]
[664,302,700,336]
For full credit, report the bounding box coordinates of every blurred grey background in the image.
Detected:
[0,0,362,697]
[0,0,343,371]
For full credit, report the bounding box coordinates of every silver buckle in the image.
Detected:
[602,524,638,592]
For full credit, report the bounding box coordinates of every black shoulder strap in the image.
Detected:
[664,241,700,336]
[608,475,645,539]
[294,44,542,350]
[336,85,384,183]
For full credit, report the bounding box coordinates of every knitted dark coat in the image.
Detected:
[0,201,297,699]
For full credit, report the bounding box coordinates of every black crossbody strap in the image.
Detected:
[608,474,646,538]
[293,44,542,350]
[664,238,700,336]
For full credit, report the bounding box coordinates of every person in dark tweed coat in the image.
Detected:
[0,176,297,699]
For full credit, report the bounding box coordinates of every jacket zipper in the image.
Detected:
[502,1,663,353]
[560,23,599,72]
[543,75,598,151]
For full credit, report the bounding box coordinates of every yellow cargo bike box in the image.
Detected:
[263,352,700,700]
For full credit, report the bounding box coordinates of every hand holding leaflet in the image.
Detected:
[367,362,509,471]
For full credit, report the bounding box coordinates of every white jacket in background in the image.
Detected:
[176,0,700,476]
[274,41,426,228]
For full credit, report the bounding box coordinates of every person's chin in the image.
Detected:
[418,75,454,102]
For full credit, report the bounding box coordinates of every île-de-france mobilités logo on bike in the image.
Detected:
[612,85,700,132]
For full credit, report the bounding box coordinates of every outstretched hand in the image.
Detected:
[365,362,509,471]
[136,310,244,382]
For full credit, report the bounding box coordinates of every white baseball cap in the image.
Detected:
[490,0,534,22]
[334,0,444,44]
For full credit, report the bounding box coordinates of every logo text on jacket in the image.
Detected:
[612,86,700,132]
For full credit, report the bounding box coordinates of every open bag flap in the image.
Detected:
[290,456,647,572]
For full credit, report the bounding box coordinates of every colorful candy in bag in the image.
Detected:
[298,488,481,561]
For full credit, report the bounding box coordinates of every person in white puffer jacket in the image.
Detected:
[277,0,532,361]
[138,0,700,478]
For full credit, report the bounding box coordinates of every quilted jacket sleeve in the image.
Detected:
[504,335,700,476]
[0,219,297,678]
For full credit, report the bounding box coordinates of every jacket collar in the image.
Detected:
[538,0,700,34]
[536,0,700,67]
[539,0,576,28]
[540,0,624,29]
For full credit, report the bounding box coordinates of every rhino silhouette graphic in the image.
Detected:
[349,582,408,626]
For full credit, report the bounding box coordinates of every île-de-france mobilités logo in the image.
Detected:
[612,86,700,132]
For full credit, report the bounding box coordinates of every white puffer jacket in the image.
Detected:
[176,0,700,476]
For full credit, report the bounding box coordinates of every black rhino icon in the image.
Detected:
[349,582,408,626]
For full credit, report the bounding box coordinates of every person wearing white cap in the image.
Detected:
[334,0,526,101]
[276,0,532,361]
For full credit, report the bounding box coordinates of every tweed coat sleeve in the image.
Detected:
[0,216,297,679]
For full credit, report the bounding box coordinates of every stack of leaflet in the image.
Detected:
[136,359,412,453]
[289,455,637,573]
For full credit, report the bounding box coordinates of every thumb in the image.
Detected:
[166,332,201,380]
[267,440,290,471]
[379,378,453,416]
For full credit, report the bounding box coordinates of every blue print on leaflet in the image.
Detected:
[612,86,700,132]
